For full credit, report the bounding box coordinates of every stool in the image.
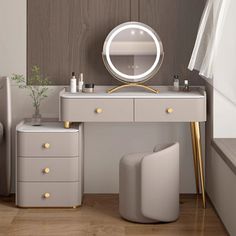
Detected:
[119,143,179,223]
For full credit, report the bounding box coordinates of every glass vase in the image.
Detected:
[32,108,42,126]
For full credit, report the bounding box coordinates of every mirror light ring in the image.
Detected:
[103,22,164,83]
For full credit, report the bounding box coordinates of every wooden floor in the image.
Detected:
[0,194,227,236]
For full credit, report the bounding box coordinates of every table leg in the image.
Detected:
[190,123,200,194]
[64,121,70,129]
[190,122,206,209]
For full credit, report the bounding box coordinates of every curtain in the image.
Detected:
[188,0,230,79]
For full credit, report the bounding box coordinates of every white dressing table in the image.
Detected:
[59,86,207,208]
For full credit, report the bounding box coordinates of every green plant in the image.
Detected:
[11,65,51,112]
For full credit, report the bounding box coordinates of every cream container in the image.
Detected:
[83,84,94,93]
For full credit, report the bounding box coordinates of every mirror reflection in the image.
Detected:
[109,28,157,76]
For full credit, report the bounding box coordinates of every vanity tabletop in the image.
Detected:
[60,86,206,99]
[17,121,79,133]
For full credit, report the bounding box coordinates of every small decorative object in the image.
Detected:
[183,79,190,92]
[78,73,84,92]
[11,66,51,126]
[83,83,94,93]
[70,72,77,93]
[173,75,179,91]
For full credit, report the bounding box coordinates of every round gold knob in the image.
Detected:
[95,108,103,114]
[166,108,174,114]
[43,192,50,198]
[43,143,50,149]
[43,168,50,174]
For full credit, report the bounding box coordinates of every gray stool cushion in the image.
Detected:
[119,143,179,223]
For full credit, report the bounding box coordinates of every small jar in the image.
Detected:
[183,80,190,92]
[83,84,94,93]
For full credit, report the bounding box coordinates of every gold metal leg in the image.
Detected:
[64,121,70,129]
[107,83,159,94]
[192,122,206,209]
[190,123,200,194]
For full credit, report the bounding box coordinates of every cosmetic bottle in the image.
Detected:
[70,72,77,93]
[173,75,179,91]
[183,79,190,92]
[78,73,84,92]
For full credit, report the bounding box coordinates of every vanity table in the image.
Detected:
[59,86,207,208]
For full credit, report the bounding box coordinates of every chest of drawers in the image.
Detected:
[16,121,83,208]
[59,86,206,123]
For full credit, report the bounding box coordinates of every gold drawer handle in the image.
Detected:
[166,108,174,114]
[43,192,50,199]
[43,167,50,174]
[43,143,50,149]
[95,108,103,114]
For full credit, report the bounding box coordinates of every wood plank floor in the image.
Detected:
[0,194,227,236]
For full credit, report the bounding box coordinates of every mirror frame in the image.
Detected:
[102,22,164,83]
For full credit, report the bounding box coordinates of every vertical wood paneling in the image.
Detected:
[139,0,206,85]
[139,0,179,85]
[28,0,206,85]
[28,0,131,85]
[175,0,206,86]
[130,0,139,21]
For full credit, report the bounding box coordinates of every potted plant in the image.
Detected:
[11,66,51,126]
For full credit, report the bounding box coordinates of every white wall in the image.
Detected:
[0,0,204,193]
[213,0,236,138]
[214,90,236,138]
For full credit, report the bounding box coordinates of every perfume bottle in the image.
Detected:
[173,75,179,91]
[78,73,84,92]
[183,80,190,92]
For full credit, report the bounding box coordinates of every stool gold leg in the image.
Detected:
[193,122,206,209]
[190,123,200,194]
[64,121,70,129]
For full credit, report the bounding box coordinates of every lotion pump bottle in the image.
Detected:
[70,72,77,93]
[78,73,84,92]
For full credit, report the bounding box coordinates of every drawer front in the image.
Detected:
[60,98,133,122]
[17,182,81,207]
[135,98,206,122]
[17,132,79,157]
[17,157,80,182]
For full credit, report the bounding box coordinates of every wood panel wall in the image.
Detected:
[27,0,206,85]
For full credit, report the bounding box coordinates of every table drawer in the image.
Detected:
[17,132,79,157]
[17,182,81,207]
[17,157,80,182]
[135,98,206,122]
[60,98,133,122]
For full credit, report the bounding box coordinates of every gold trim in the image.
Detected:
[166,108,174,114]
[43,143,50,149]
[43,168,50,174]
[107,83,159,94]
[95,108,103,114]
[64,121,70,129]
[190,123,199,194]
[192,122,206,209]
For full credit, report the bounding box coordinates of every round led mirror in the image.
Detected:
[102,22,164,93]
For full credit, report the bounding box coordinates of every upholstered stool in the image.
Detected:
[119,143,179,223]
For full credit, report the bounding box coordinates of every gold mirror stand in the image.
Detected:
[107,83,159,94]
